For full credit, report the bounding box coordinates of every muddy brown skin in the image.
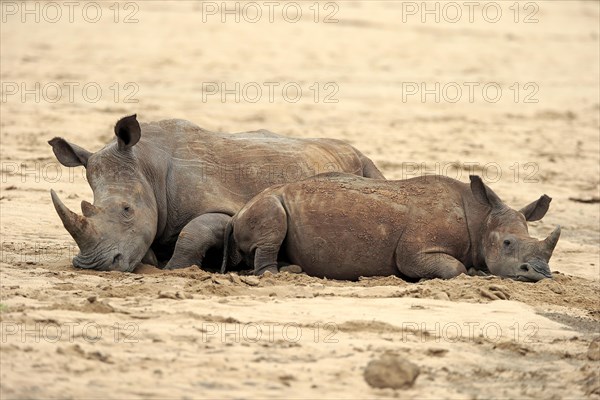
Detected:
[49,115,384,272]
[222,173,561,281]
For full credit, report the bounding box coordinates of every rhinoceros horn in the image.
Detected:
[50,189,94,244]
[543,225,561,252]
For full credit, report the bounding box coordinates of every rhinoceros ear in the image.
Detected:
[48,137,92,167]
[470,175,503,209]
[114,114,141,150]
[519,195,551,221]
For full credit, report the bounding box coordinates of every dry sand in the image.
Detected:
[1,1,599,399]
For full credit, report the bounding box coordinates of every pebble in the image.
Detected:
[240,276,260,286]
[432,292,449,301]
[364,353,420,389]
[229,273,242,285]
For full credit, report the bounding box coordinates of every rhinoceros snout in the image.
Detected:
[516,260,552,282]
[72,255,97,270]
[73,251,129,271]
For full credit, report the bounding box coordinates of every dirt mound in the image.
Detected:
[149,268,600,318]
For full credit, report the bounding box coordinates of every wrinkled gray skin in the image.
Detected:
[222,173,561,282]
[49,115,384,272]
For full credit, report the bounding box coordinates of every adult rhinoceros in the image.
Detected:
[221,173,561,282]
[49,115,384,272]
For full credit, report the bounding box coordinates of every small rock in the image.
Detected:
[229,273,242,285]
[588,337,600,361]
[432,292,449,301]
[240,276,260,286]
[87,295,97,303]
[364,353,420,389]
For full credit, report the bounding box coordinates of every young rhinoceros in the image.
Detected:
[221,173,561,281]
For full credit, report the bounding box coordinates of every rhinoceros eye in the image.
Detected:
[503,239,512,247]
[120,203,133,219]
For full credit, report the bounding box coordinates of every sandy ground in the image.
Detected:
[1,1,599,399]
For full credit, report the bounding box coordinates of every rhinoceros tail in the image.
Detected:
[220,220,233,274]
[221,219,242,274]
[356,149,385,179]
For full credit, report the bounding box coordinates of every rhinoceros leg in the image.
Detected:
[141,247,159,266]
[254,247,280,275]
[398,252,467,280]
[164,213,231,270]
[234,195,288,276]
